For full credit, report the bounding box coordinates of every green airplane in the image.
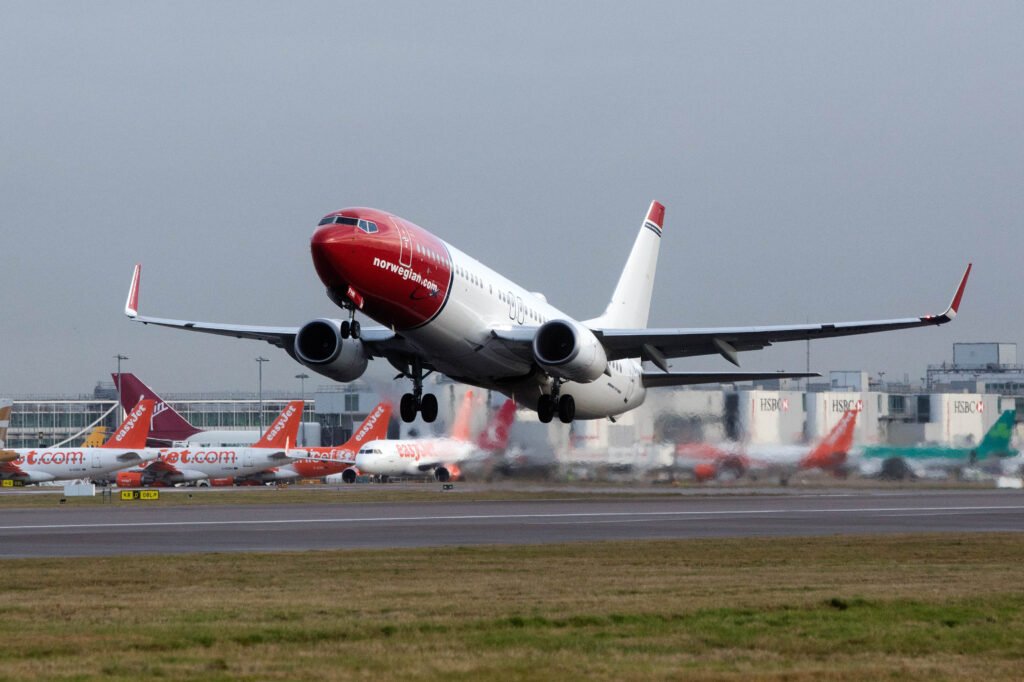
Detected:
[860,409,1017,479]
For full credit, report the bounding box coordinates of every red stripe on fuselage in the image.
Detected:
[311,208,453,330]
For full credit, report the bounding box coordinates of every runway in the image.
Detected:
[1,489,1022,558]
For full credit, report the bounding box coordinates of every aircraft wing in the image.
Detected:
[124,264,398,355]
[641,372,817,388]
[116,451,146,463]
[596,264,971,366]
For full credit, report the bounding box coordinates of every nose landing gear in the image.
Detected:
[537,381,575,424]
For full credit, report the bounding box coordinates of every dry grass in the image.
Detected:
[0,534,1022,680]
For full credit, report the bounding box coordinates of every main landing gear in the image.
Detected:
[537,381,575,424]
[398,358,438,423]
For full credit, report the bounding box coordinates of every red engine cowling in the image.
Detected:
[116,471,145,488]
[693,463,718,483]
[210,477,235,487]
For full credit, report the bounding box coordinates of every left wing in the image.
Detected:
[597,264,971,366]
[641,371,816,388]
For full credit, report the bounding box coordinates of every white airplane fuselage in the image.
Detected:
[3,448,155,483]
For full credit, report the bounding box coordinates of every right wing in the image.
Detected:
[642,371,817,388]
[124,264,398,355]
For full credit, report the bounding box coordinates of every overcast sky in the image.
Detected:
[1,1,1021,397]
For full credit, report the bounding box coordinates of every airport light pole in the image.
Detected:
[295,373,309,446]
[256,357,269,431]
[114,354,129,420]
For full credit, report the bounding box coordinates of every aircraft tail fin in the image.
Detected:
[450,390,476,442]
[344,402,393,451]
[801,409,859,472]
[585,201,664,329]
[112,373,201,443]
[977,410,1016,458]
[255,401,304,448]
[81,426,109,447]
[102,399,156,449]
[477,399,517,451]
[0,400,10,449]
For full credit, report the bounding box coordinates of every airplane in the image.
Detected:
[115,400,302,487]
[675,408,860,483]
[858,409,1017,480]
[124,201,971,425]
[353,394,518,482]
[113,372,263,446]
[237,401,392,484]
[1,400,158,484]
[0,400,15,463]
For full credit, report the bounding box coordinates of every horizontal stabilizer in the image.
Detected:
[642,371,818,388]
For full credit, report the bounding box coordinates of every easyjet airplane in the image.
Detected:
[1,400,158,484]
[676,408,860,483]
[115,400,302,487]
[239,401,392,484]
[125,202,971,425]
[354,392,518,482]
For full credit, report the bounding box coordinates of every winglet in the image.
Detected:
[938,263,971,321]
[125,264,141,318]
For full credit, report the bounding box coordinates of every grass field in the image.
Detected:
[1,533,1022,680]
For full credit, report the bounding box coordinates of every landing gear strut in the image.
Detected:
[537,381,575,424]
[399,357,437,423]
[338,303,360,340]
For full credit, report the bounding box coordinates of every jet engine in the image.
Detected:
[293,318,370,382]
[340,467,358,484]
[532,319,607,383]
[116,471,146,488]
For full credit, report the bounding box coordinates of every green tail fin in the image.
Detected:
[977,410,1016,457]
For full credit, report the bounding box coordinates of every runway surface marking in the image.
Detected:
[3,504,1022,532]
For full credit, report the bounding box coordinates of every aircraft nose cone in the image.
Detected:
[310,225,355,288]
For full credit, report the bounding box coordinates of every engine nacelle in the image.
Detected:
[340,467,358,484]
[293,318,369,382]
[532,319,607,383]
[116,471,146,488]
[210,477,236,487]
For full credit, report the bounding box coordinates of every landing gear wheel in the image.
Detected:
[420,394,438,423]
[537,395,555,424]
[400,393,417,423]
[557,395,576,424]
[340,320,351,339]
[350,320,361,339]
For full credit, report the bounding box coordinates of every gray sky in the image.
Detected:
[1,1,1021,397]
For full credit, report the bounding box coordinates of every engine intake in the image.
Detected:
[294,318,369,382]
[532,320,607,383]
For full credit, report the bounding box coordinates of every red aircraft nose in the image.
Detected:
[310,224,356,289]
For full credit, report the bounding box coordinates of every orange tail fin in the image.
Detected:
[256,401,304,448]
[801,409,859,471]
[102,399,156,449]
[477,399,517,451]
[450,390,476,442]
[345,401,392,449]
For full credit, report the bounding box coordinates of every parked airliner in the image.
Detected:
[116,401,301,487]
[125,202,970,425]
[1,400,158,484]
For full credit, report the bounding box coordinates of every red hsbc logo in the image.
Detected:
[758,398,789,412]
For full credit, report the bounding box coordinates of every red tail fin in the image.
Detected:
[255,401,304,448]
[112,373,201,443]
[801,409,859,472]
[345,402,392,448]
[450,390,476,442]
[476,399,517,451]
[102,399,155,449]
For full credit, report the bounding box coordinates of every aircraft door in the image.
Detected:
[91,454,102,469]
[243,452,254,469]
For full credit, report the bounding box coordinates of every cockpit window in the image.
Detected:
[357,219,378,233]
[318,216,360,226]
